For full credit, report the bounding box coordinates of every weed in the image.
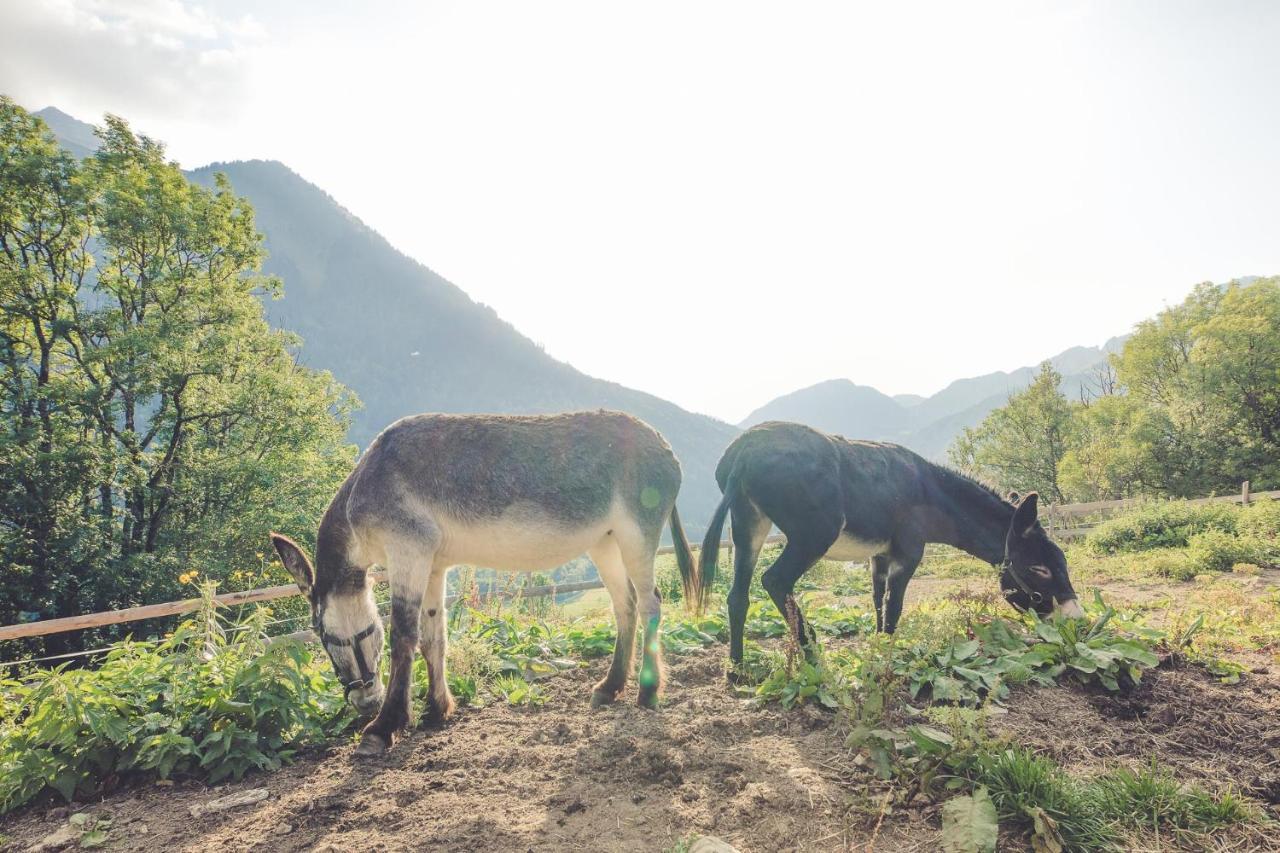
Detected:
[492,674,547,707]
[755,657,846,710]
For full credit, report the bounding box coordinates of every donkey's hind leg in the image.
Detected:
[587,539,638,707]
[760,531,839,654]
[617,532,664,709]
[419,565,455,726]
[727,502,771,681]
[359,537,435,756]
[871,555,891,632]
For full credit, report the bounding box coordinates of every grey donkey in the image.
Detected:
[270,410,703,756]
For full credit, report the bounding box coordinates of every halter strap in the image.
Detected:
[998,558,1044,604]
[316,617,379,697]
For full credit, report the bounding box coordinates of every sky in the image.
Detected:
[2,0,1278,424]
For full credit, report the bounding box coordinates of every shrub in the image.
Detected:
[0,588,353,814]
[1187,529,1262,573]
[1237,499,1280,565]
[1087,501,1238,554]
[1124,548,1197,581]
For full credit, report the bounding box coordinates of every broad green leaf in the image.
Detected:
[941,786,998,853]
[80,829,110,849]
[1034,622,1064,645]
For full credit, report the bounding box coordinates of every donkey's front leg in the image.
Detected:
[419,567,455,727]
[358,546,429,756]
[880,546,923,635]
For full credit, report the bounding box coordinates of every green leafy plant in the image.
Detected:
[0,588,353,814]
[1186,528,1263,573]
[562,623,616,658]
[753,651,846,710]
[470,612,578,680]
[492,674,547,707]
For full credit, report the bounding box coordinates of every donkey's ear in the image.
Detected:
[270,533,315,597]
[1010,492,1040,538]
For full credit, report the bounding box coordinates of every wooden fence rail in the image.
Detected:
[3,481,1274,646]
[0,535,784,645]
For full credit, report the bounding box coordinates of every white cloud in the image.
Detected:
[0,0,263,121]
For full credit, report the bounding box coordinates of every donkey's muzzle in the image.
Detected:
[348,681,384,715]
[1054,597,1085,619]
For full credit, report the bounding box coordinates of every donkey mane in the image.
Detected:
[932,463,1016,511]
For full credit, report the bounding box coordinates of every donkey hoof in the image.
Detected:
[726,668,748,686]
[422,695,457,727]
[590,687,621,708]
[354,731,391,757]
[636,689,660,710]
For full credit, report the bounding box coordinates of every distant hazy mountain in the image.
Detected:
[739,379,911,439]
[740,337,1130,459]
[34,106,98,159]
[36,108,737,533]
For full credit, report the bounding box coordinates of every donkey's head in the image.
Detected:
[270,533,385,715]
[1000,494,1084,619]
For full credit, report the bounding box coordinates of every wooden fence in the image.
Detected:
[2,481,1274,652]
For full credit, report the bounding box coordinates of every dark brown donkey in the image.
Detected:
[699,421,1084,676]
[271,410,701,755]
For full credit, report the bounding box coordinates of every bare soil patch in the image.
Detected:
[0,649,942,853]
[995,662,1280,816]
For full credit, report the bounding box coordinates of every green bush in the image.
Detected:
[1086,501,1239,554]
[1124,548,1197,581]
[1237,499,1280,564]
[0,589,354,814]
[1187,529,1263,573]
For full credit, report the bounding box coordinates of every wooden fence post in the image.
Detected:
[1242,480,1251,505]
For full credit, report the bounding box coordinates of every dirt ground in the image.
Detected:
[0,649,945,853]
[4,571,1279,852]
[997,662,1280,810]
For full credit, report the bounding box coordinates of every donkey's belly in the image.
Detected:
[437,507,618,571]
[823,533,888,562]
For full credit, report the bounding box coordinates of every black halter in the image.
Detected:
[315,616,379,698]
[998,557,1044,605]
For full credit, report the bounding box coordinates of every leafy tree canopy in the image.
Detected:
[951,278,1280,504]
[0,99,357,654]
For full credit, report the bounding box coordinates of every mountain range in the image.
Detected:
[739,340,1127,458]
[33,105,1156,531]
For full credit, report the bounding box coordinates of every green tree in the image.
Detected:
[0,99,357,653]
[949,362,1074,501]
[1109,279,1280,496]
[1057,393,1146,501]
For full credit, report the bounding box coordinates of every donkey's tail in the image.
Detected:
[697,475,736,613]
[669,504,705,614]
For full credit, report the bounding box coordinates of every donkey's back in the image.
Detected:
[338,410,683,570]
